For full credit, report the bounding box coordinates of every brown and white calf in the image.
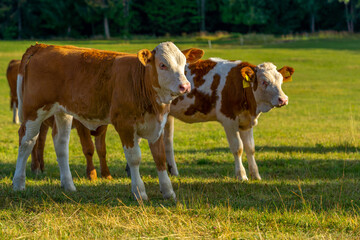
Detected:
[6,59,20,124]
[8,59,111,180]
[13,43,203,200]
[164,58,294,180]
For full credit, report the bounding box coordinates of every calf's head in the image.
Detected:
[253,63,294,114]
[138,42,203,104]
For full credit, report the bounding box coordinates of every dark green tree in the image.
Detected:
[339,0,359,32]
[296,0,322,33]
[221,0,269,32]
[140,0,199,35]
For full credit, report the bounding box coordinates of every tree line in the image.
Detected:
[0,0,359,40]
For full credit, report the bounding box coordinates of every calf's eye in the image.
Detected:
[159,63,168,70]
[262,81,269,87]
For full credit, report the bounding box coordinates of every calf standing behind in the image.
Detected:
[164,58,294,180]
[6,59,20,124]
[13,43,203,201]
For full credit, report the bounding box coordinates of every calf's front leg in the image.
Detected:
[240,128,261,180]
[116,125,148,201]
[149,134,176,200]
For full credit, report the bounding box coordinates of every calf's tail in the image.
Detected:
[16,74,24,123]
[17,43,43,123]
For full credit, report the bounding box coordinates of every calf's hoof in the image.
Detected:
[236,174,249,181]
[162,190,176,201]
[87,169,98,181]
[250,172,262,180]
[31,168,42,175]
[132,191,148,201]
[13,177,26,191]
[167,163,179,176]
[61,179,77,192]
[168,164,179,176]
[102,174,113,180]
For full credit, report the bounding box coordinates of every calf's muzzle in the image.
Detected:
[179,82,191,94]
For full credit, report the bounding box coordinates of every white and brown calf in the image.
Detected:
[13,43,203,201]
[164,58,294,180]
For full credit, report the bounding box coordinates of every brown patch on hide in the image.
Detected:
[220,62,257,120]
[188,59,217,88]
[211,74,220,90]
[184,73,220,116]
[171,96,184,106]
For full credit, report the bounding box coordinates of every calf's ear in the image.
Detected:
[137,49,153,66]
[278,66,294,82]
[181,48,204,64]
[241,66,256,88]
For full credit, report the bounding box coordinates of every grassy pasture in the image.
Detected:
[0,38,359,239]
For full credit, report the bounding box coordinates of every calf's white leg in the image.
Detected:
[240,128,261,180]
[12,102,19,124]
[53,112,76,191]
[164,115,179,176]
[13,111,48,190]
[223,123,248,181]
[13,121,41,190]
[124,136,148,201]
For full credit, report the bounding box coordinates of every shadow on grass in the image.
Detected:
[1,169,359,213]
[174,143,359,155]
[1,156,360,211]
[1,141,359,212]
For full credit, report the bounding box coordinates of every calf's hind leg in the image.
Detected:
[12,102,19,124]
[31,123,49,173]
[13,114,47,191]
[164,115,179,176]
[223,123,248,181]
[73,120,97,180]
[53,112,76,191]
[94,126,112,179]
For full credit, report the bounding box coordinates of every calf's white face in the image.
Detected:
[138,43,204,104]
[153,42,191,104]
[254,63,289,114]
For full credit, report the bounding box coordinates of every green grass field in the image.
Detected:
[0,37,359,239]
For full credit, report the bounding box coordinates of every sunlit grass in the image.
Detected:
[0,37,359,239]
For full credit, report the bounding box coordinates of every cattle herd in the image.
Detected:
[6,42,294,201]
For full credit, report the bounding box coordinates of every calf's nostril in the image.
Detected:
[179,85,186,93]
[279,98,285,105]
[278,97,288,106]
[179,82,191,93]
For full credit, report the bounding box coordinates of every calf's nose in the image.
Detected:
[179,82,191,94]
[278,96,288,106]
